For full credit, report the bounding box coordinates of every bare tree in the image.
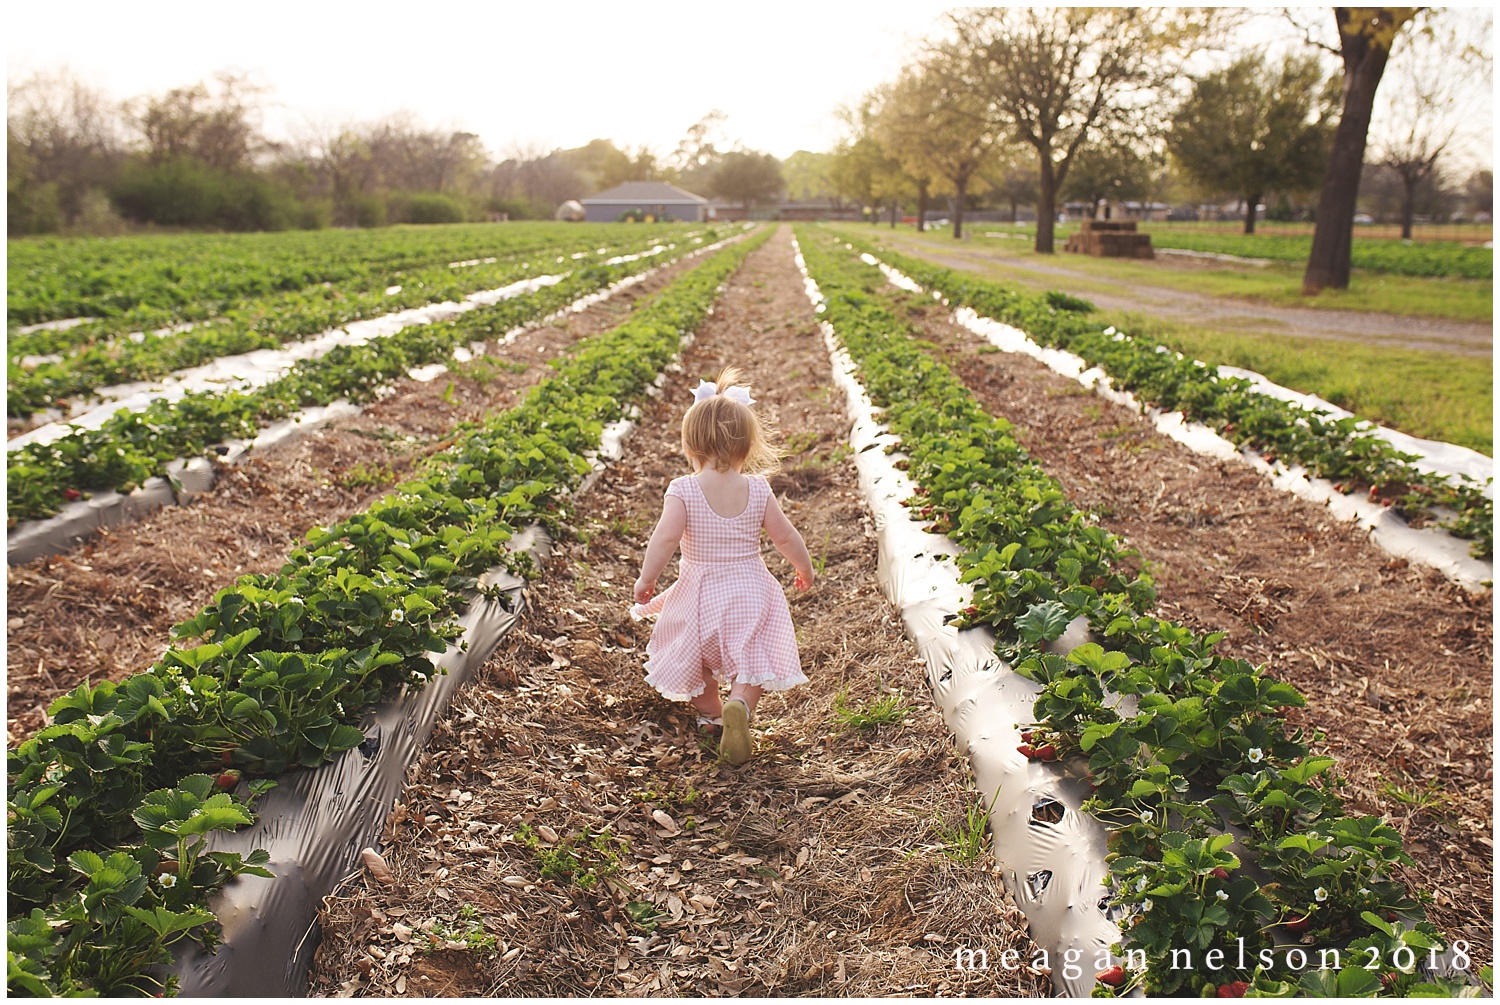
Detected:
[132,72,265,172]
[1369,10,1491,237]
[7,69,125,224]
[953,7,1215,253]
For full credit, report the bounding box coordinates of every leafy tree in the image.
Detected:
[1169,54,1337,234]
[830,96,912,226]
[954,7,1214,252]
[782,150,840,203]
[666,110,729,194]
[1061,141,1157,221]
[870,73,942,230]
[708,150,783,213]
[1299,7,1421,293]
[872,45,997,238]
[981,147,1039,224]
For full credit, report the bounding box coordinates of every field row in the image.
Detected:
[8,225,700,417]
[6,233,720,527]
[6,222,677,330]
[6,227,773,996]
[795,226,1477,997]
[832,231,1493,565]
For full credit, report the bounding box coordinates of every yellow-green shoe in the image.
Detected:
[720,698,752,765]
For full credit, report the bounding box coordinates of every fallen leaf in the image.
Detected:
[651,809,679,833]
[361,848,395,887]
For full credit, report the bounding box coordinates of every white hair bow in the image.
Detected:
[691,379,755,405]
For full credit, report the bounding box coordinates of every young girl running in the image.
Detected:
[631,367,814,764]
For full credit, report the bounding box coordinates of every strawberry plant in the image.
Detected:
[796,225,1470,997]
[7,226,770,995]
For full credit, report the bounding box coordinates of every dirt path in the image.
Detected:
[4,254,709,745]
[308,226,1048,997]
[870,229,1493,358]
[886,288,1493,961]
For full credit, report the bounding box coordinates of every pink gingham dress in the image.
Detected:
[631,474,807,701]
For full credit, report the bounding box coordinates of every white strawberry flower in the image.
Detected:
[1314,887,1329,902]
[1216,889,1229,901]
[1247,747,1264,764]
[157,872,178,889]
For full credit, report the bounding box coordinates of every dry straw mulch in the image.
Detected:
[307,226,1050,997]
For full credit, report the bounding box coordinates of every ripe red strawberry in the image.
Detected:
[1210,867,1230,880]
[1096,965,1125,987]
[221,749,236,766]
[1379,973,1397,990]
[215,770,240,790]
[1284,914,1310,933]
[1017,744,1035,759]
[1035,743,1058,761]
[1217,981,1249,997]
[1020,731,1035,743]
[63,488,82,501]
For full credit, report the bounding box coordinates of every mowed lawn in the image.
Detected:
[882,225,1493,323]
[831,223,1493,456]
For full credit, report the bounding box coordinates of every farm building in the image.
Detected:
[579,181,709,223]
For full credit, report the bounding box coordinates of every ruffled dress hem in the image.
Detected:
[643,665,810,702]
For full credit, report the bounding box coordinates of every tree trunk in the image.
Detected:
[1399,172,1416,239]
[1036,157,1057,254]
[1243,194,1261,235]
[952,176,968,239]
[1303,12,1399,293]
[916,181,929,232]
[1009,199,1018,223]
[890,201,898,228]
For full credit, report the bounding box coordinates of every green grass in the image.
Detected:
[1103,311,1493,455]
[932,796,995,862]
[866,227,1492,323]
[831,688,912,730]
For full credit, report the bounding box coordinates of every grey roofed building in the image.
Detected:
[578,181,710,222]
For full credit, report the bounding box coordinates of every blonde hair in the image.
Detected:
[680,366,779,474]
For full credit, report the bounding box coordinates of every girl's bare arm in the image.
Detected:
[763,493,814,588]
[634,496,687,603]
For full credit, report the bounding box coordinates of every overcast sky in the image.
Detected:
[7,3,1492,170]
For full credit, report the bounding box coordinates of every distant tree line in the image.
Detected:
[7,78,796,235]
[823,7,1492,291]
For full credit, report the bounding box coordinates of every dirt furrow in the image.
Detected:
[308,226,1047,997]
[885,288,1493,960]
[4,254,708,745]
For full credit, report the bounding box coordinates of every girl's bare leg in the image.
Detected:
[690,669,723,718]
[727,682,763,717]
